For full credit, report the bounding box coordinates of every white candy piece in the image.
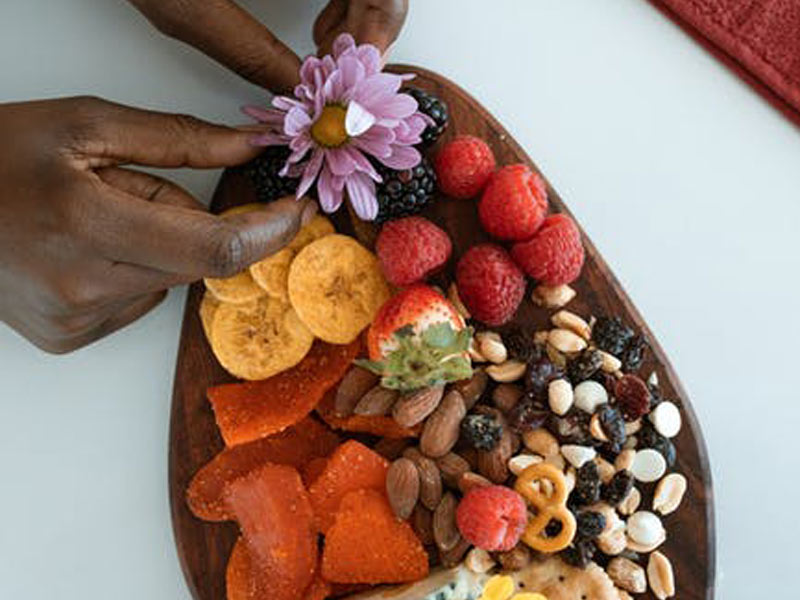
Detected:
[631,449,667,483]
[548,379,574,416]
[627,511,666,547]
[573,380,608,413]
[561,444,597,468]
[650,402,682,438]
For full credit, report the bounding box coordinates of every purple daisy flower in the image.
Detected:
[243,33,432,221]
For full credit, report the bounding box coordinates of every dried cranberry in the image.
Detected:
[597,404,626,452]
[601,470,634,506]
[620,334,648,372]
[567,349,603,383]
[614,374,651,421]
[548,412,593,446]
[592,316,634,356]
[576,511,607,539]
[508,398,549,433]
[638,424,676,468]
[505,329,541,363]
[561,539,596,568]
[570,461,601,506]
[524,356,564,399]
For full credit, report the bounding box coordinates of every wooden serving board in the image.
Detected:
[169,66,715,600]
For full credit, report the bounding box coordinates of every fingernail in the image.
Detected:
[300,201,318,227]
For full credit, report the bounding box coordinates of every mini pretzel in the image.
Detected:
[514,463,577,553]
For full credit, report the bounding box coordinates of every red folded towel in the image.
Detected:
[649,0,800,127]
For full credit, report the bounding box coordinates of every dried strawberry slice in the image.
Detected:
[187,417,339,521]
[209,339,360,446]
[224,465,316,600]
[322,489,429,584]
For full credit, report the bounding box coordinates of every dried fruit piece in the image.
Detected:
[321,489,429,584]
[205,271,265,305]
[226,537,256,600]
[224,465,316,600]
[461,413,503,451]
[209,338,360,446]
[592,316,635,356]
[317,388,420,438]
[456,485,527,551]
[615,374,652,421]
[199,291,220,341]
[187,417,339,521]
[249,247,294,300]
[303,575,333,600]
[309,440,390,533]
[301,457,329,488]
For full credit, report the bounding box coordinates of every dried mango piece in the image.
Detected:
[316,388,420,439]
[303,574,332,600]
[321,489,429,584]
[224,465,316,600]
[301,456,330,489]
[288,234,390,344]
[225,537,253,600]
[308,440,389,533]
[209,338,360,446]
[187,417,339,521]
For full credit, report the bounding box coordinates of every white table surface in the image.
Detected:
[2,1,798,598]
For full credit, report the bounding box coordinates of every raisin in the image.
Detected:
[648,380,665,411]
[597,404,626,452]
[505,329,541,363]
[567,349,603,383]
[524,356,564,400]
[592,316,634,356]
[570,461,601,506]
[561,539,596,568]
[614,374,652,421]
[461,413,503,451]
[508,398,550,434]
[576,511,607,539]
[620,334,648,372]
[548,412,593,446]
[601,470,634,506]
[638,424,676,468]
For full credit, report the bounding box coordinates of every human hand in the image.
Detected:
[129,0,302,94]
[0,97,313,353]
[314,0,409,56]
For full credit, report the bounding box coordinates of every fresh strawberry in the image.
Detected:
[434,136,496,199]
[479,164,548,241]
[511,213,584,285]
[456,244,526,326]
[456,486,527,551]
[376,217,452,286]
[359,285,473,391]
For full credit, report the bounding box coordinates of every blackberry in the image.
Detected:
[561,539,596,569]
[638,424,677,468]
[592,316,634,356]
[576,511,607,539]
[524,356,564,400]
[241,146,300,203]
[568,349,603,383]
[374,157,437,224]
[601,470,634,506]
[505,329,541,363]
[461,413,503,451]
[620,334,649,372]
[406,87,449,146]
[570,462,601,507]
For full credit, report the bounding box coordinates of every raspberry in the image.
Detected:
[376,217,452,286]
[511,213,585,286]
[434,135,496,199]
[479,164,548,241]
[456,244,525,326]
[456,485,527,551]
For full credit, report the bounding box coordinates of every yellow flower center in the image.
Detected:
[311,105,348,148]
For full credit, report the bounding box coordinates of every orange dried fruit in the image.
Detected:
[308,440,390,533]
[209,339,360,446]
[187,417,339,521]
[301,457,329,488]
[225,537,254,600]
[303,574,332,600]
[317,388,420,439]
[224,464,316,600]
[321,489,429,584]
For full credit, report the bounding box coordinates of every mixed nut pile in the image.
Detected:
[333,282,686,599]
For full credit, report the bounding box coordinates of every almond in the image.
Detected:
[477,428,514,483]
[335,366,379,417]
[440,537,472,568]
[436,452,471,489]
[415,455,443,511]
[386,458,420,519]
[451,368,488,410]
[457,471,492,495]
[410,505,434,546]
[353,386,398,416]
[492,383,524,413]
[432,493,460,552]
[420,390,466,458]
[373,437,411,461]
[392,385,444,427]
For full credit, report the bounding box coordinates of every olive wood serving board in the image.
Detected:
[169,66,715,600]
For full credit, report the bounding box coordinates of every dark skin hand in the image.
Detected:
[0,97,314,353]
[130,0,410,93]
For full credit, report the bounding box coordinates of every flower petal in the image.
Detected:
[297,148,324,198]
[380,145,422,170]
[317,166,345,213]
[284,107,312,137]
[343,146,381,182]
[345,172,378,221]
[351,125,395,158]
[333,33,356,58]
[373,93,418,120]
[356,45,382,76]
[325,147,358,177]
[353,73,403,108]
[249,132,288,147]
[241,105,282,124]
[345,101,376,137]
[273,96,305,111]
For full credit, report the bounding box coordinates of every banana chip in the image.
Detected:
[288,234,390,344]
[287,214,335,252]
[204,271,266,305]
[210,297,315,381]
[199,291,221,340]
